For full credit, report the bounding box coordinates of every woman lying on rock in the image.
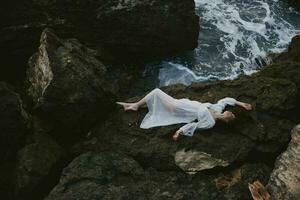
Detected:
[117,88,252,141]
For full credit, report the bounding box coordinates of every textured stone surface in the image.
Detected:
[94,0,199,61]
[175,149,229,174]
[62,35,300,199]
[26,28,117,140]
[0,82,28,162]
[267,124,300,200]
[0,82,29,199]
[0,0,199,86]
[45,151,145,200]
[44,35,300,200]
[15,132,63,199]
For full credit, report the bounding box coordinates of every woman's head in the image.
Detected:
[221,111,236,123]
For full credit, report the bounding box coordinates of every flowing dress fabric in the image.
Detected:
[140,88,237,136]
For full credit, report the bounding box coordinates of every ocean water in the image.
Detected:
[143,0,300,86]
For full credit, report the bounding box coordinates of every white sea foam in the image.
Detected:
[152,0,300,86]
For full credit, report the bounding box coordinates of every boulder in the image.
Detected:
[45,151,145,200]
[94,0,199,61]
[0,82,28,162]
[26,28,117,141]
[267,124,300,200]
[0,0,199,85]
[175,149,230,174]
[274,35,300,63]
[14,132,64,199]
[215,163,271,200]
[46,150,273,200]
[0,82,29,199]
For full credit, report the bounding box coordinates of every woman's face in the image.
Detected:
[223,111,236,123]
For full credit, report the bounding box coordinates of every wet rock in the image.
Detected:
[267,124,300,200]
[26,28,117,141]
[274,35,300,63]
[14,132,64,199]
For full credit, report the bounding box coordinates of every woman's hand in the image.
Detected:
[242,103,252,111]
[172,129,182,141]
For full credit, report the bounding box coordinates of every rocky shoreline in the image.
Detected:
[0,1,300,200]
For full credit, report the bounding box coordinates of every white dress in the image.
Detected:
[140,88,237,136]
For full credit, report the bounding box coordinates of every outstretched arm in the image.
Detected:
[217,97,252,111]
[235,100,252,110]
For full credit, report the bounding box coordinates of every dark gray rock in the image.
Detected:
[14,132,64,199]
[0,82,28,162]
[175,149,230,174]
[215,163,271,200]
[267,124,300,200]
[94,0,199,61]
[0,0,199,86]
[46,35,300,200]
[0,81,29,199]
[57,35,300,200]
[45,151,145,200]
[26,28,117,140]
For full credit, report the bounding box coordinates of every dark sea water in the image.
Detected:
[142,0,300,87]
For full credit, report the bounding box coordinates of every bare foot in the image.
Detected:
[172,130,181,141]
[116,102,138,111]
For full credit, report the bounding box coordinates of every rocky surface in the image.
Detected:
[215,163,271,200]
[0,6,299,198]
[175,149,230,174]
[14,132,64,199]
[267,124,300,200]
[0,82,28,162]
[94,0,199,61]
[55,35,300,199]
[0,82,29,199]
[26,28,117,142]
[45,152,272,200]
[45,151,145,200]
[0,0,199,85]
[72,45,300,171]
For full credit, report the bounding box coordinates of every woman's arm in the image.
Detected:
[172,122,198,141]
[217,97,252,111]
[235,100,252,110]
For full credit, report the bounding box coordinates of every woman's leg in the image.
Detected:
[117,88,177,111]
[116,88,160,111]
[116,98,146,111]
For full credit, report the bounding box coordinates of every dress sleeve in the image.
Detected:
[179,120,215,137]
[179,122,198,136]
[215,97,237,111]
